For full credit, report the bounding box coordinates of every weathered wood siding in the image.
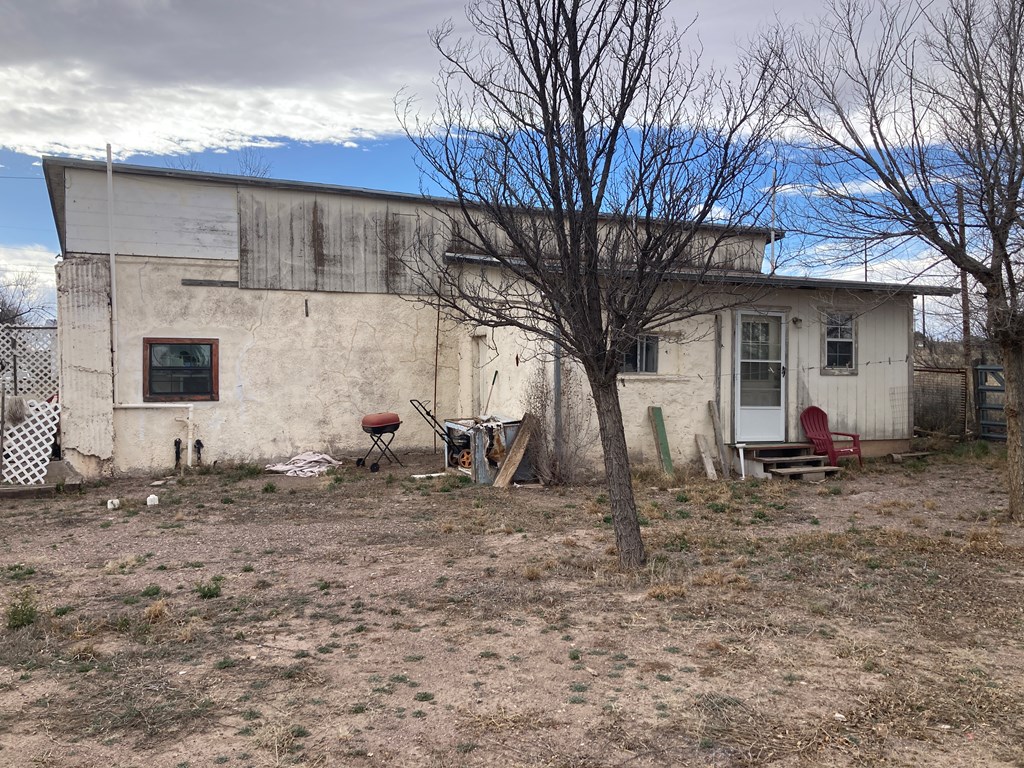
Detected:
[238,189,431,294]
[720,289,915,443]
[794,294,914,440]
[63,169,238,260]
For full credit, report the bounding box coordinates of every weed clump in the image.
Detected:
[196,576,225,599]
[6,588,38,629]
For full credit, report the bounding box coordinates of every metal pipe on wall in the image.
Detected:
[106,144,120,401]
[113,403,195,466]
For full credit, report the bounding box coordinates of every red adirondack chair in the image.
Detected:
[799,406,863,467]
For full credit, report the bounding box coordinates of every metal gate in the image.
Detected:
[975,365,1006,441]
[913,367,968,436]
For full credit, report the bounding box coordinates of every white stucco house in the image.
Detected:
[43,157,955,478]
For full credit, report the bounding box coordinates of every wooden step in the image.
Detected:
[741,442,813,452]
[744,443,814,459]
[768,465,841,480]
[758,454,827,467]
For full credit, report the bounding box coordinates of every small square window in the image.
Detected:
[144,338,219,401]
[823,313,856,372]
[621,335,659,373]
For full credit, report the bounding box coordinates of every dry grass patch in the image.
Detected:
[41,658,217,746]
[646,583,687,601]
[102,554,146,574]
[463,705,557,734]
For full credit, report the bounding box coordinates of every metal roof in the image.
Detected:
[447,253,959,297]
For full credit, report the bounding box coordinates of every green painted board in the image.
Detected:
[648,406,673,474]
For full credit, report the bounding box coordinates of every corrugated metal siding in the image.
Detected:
[56,255,114,461]
[239,189,429,294]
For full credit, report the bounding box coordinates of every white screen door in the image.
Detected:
[735,312,786,442]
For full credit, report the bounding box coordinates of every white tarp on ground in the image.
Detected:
[265,452,343,477]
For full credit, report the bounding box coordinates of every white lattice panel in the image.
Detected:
[0,325,59,401]
[2,400,60,485]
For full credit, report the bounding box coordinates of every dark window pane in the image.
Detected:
[641,336,658,372]
[620,335,658,373]
[150,343,212,369]
[146,341,216,399]
[826,340,854,368]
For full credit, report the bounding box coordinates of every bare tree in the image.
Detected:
[237,147,272,178]
[167,147,272,177]
[402,0,782,568]
[762,0,1024,518]
[1,271,51,325]
[167,155,204,172]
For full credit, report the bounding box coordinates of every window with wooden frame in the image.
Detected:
[621,335,659,373]
[143,338,219,401]
[822,312,856,373]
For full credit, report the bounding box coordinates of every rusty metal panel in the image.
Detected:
[55,255,114,465]
[238,188,429,294]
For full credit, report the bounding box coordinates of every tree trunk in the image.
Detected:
[590,378,647,569]
[999,341,1024,521]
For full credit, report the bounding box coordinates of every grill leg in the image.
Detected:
[358,430,404,470]
[374,431,404,468]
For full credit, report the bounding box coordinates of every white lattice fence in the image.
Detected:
[2,400,60,485]
[1,325,59,400]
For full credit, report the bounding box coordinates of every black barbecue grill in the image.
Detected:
[356,412,403,472]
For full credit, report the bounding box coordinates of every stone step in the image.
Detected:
[768,465,841,480]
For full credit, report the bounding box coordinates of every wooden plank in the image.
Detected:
[707,400,731,479]
[695,434,718,480]
[768,465,840,478]
[647,406,674,474]
[180,279,239,288]
[757,455,827,467]
[493,413,538,489]
[889,451,932,463]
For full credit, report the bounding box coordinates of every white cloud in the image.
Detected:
[0,1,822,160]
[0,62,407,159]
[0,244,58,286]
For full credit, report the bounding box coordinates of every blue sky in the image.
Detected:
[0,0,864,303]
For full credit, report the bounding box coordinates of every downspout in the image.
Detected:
[106,144,119,401]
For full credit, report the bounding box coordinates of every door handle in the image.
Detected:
[781,365,787,377]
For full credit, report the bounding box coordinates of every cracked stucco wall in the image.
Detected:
[56,255,115,476]
[107,256,460,473]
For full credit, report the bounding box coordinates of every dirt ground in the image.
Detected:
[0,446,1022,767]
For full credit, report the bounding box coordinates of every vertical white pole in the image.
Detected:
[106,144,119,402]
